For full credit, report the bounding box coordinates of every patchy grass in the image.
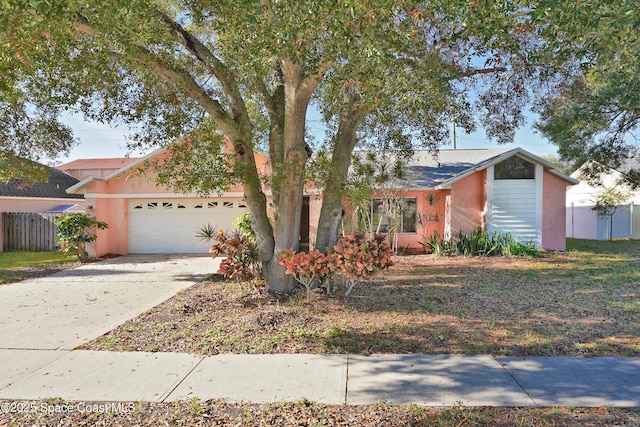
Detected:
[0,399,638,426]
[0,251,79,284]
[84,239,640,357]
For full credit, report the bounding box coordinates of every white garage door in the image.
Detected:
[128,198,248,254]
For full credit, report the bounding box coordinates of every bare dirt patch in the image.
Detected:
[83,247,640,357]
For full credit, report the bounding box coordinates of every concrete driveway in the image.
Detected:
[0,255,217,350]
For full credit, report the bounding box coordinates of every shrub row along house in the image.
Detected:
[61,146,578,257]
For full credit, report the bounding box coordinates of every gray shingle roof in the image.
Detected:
[0,166,84,199]
[403,148,515,188]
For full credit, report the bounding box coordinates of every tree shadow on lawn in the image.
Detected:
[83,251,639,357]
[319,314,638,357]
[326,254,640,356]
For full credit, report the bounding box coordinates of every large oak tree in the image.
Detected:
[2,1,556,292]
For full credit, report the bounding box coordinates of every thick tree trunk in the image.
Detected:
[264,60,320,293]
[232,140,275,262]
[235,142,287,293]
[315,102,368,253]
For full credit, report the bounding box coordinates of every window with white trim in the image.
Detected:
[372,197,417,233]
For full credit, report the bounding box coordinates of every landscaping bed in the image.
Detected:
[83,240,640,357]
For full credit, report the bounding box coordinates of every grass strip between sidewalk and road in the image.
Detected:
[1,399,639,426]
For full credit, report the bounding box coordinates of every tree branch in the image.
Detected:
[73,13,241,140]
[457,66,508,77]
[154,11,251,135]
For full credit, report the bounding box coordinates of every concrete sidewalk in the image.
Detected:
[0,351,638,406]
[0,255,215,350]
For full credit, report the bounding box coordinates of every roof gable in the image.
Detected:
[46,204,86,213]
[403,148,578,189]
[404,148,513,188]
[66,147,167,194]
[572,158,640,179]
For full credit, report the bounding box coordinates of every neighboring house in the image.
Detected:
[0,165,86,251]
[68,146,577,257]
[57,157,141,180]
[357,148,579,252]
[566,159,640,240]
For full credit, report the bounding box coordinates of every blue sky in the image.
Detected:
[55,109,559,164]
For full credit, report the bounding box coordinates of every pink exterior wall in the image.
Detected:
[63,168,118,180]
[307,194,322,248]
[393,190,447,252]
[340,189,447,253]
[82,171,193,257]
[542,171,569,251]
[449,171,485,235]
[85,196,129,258]
[79,149,273,257]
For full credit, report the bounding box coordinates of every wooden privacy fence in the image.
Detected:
[2,212,61,252]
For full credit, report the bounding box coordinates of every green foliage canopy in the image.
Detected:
[533,0,640,187]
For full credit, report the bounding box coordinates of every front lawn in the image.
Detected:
[0,251,79,284]
[84,239,640,357]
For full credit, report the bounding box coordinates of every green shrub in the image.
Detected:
[233,212,256,242]
[55,213,108,260]
[427,226,540,258]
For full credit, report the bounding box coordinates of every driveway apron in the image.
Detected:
[0,255,216,351]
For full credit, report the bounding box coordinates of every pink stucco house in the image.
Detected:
[64,146,577,257]
[64,148,276,257]
[360,148,578,252]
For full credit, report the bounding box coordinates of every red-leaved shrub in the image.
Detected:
[210,229,260,290]
[279,249,330,299]
[279,233,394,297]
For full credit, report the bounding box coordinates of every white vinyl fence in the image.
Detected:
[566,203,640,240]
